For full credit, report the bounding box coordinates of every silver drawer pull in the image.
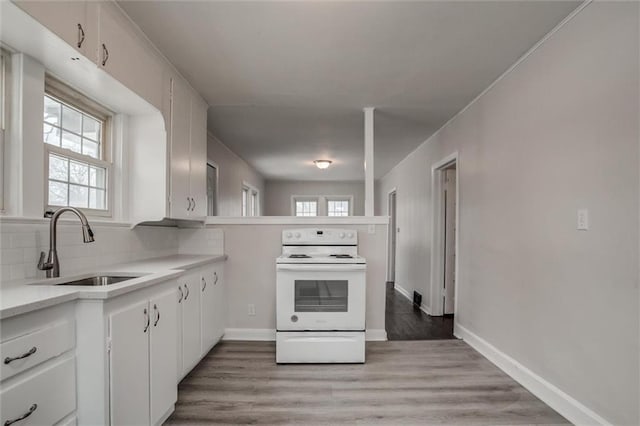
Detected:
[4,347,37,364]
[4,403,37,426]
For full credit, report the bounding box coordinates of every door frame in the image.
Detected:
[429,152,459,317]
[386,188,397,283]
[206,160,219,216]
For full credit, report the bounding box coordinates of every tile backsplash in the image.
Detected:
[0,220,224,284]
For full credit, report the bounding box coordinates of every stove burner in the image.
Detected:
[330,254,354,259]
[289,254,311,259]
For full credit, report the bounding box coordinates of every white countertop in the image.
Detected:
[0,254,227,320]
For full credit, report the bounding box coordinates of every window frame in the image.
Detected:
[292,196,319,217]
[241,182,259,217]
[43,76,114,217]
[326,196,353,217]
[0,49,10,213]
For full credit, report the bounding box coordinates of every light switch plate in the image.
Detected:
[577,209,589,230]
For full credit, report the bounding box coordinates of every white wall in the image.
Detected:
[207,133,265,216]
[264,180,365,216]
[213,223,387,337]
[376,3,639,425]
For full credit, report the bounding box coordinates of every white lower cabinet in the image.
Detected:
[109,289,177,426]
[201,264,225,354]
[0,303,77,426]
[178,271,201,379]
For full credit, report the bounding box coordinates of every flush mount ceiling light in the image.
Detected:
[314,160,332,170]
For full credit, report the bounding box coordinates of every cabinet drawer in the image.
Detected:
[1,321,75,381]
[1,356,76,426]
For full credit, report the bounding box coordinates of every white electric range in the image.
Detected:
[276,228,366,363]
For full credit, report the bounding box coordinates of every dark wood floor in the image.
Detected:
[386,282,455,340]
[166,340,568,425]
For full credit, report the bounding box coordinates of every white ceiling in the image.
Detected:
[119,0,580,181]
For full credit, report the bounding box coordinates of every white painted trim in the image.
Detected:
[205,216,389,225]
[364,107,375,216]
[0,215,132,227]
[223,328,388,342]
[365,329,387,341]
[222,328,276,341]
[455,324,611,426]
[394,283,431,316]
[378,1,592,185]
[385,188,397,283]
[429,152,459,317]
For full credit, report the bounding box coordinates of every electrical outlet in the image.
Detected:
[248,304,256,316]
[577,209,589,231]
[368,224,376,234]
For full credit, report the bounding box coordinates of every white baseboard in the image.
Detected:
[223,328,276,341]
[455,324,611,426]
[223,328,387,342]
[394,283,432,316]
[365,329,388,341]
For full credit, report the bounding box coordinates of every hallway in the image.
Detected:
[385,282,455,340]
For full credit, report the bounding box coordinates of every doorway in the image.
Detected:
[387,189,397,283]
[430,153,459,318]
[206,162,218,216]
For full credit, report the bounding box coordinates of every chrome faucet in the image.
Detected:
[37,207,95,278]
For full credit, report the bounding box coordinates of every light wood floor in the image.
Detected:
[166,340,569,425]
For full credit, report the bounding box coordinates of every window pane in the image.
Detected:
[89,188,106,209]
[49,154,68,181]
[69,184,88,208]
[43,124,61,146]
[328,200,349,217]
[296,200,317,217]
[82,139,100,159]
[48,181,68,206]
[61,130,81,153]
[69,160,89,185]
[44,96,61,126]
[62,105,82,134]
[82,116,101,141]
[89,166,105,188]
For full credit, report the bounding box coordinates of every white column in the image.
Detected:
[364,107,375,216]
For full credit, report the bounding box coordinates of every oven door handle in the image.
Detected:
[276,264,366,272]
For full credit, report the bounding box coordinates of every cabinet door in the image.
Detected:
[109,300,150,426]
[169,76,192,220]
[212,264,226,343]
[150,289,178,425]
[189,96,208,218]
[97,2,163,109]
[180,271,201,376]
[200,267,216,354]
[175,284,184,384]
[14,1,91,56]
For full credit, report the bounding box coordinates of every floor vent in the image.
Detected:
[413,291,422,307]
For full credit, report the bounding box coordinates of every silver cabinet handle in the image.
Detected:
[191,198,196,211]
[214,271,218,285]
[183,284,189,300]
[143,308,150,333]
[153,304,160,327]
[201,277,207,291]
[178,285,183,303]
[187,197,192,211]
[4,346,37,364]
[101,43,109,66]
[4,403,37,426]
[77,23,85,48]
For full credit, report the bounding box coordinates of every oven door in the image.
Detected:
[276,264,366,331]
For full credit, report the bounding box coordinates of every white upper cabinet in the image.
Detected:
[97,2,163,110]
[13,1,95,58]
[169,76,208,220]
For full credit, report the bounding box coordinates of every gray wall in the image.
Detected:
[264,180,365,216]
[376,3,639,424]
[207,134,265,216]
[213,223,387,334]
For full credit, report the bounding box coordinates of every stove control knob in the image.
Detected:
[339,232,345,239]
[291,315,298,323]
[295,232,301,239]
[286,232,293,239]
[347,232,354,239]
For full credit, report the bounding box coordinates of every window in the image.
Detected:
[43,78,112,214]
[0,49,9,212]
[241,183,259,216]
[295,199,318,217]
[206,163,218,216]
[327,199,351,216]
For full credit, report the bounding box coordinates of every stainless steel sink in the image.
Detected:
[55,275,140,286]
